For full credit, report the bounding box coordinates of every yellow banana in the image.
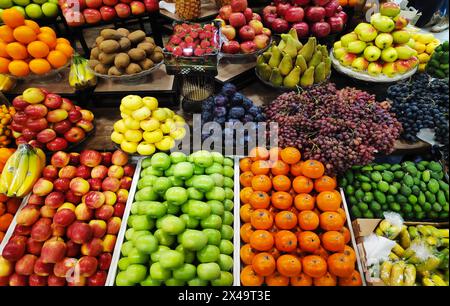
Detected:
[392,243,406,257]
[431,274,447,286]
[390,261,406,286]
[7,149,29,197]
[403,264,416,286]
[422,277,435,286]
[0,149,21,194]
[381,261,393,285]
[16,151,40,197]
[34,148,46,172]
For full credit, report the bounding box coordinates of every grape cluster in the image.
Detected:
[387,74,449,146]
[264,83,402,175]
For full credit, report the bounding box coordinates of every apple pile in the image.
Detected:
[59,0,159,26]
[115,151,235,286]
[216,0,272,55]
[332,2,419,77]
[165,22,220,57]
[262,0,347,38]
[10,87,95,152]
[0,149,135,286]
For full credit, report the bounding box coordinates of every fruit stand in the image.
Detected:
[0,0,449,290]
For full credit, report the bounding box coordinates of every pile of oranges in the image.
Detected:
[0,9,73,77]
[0,104,15,147]
[239,147,362,286]
[0,194,21,243]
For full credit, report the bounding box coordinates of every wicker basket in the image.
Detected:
[214,0,232,8]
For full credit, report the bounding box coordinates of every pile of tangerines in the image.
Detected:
[239,147,362,286]
[0,9,73,77]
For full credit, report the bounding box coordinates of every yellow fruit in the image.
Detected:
[431,38,440,44]
[124,129,143,142]
[170,127,186,140]
[417,33,434,44]
[113,120,127,134]
[419,63,427,72]
[152,108,168,122]
[413,42,426,53]
[426,43,439,54]
[418,53,430,63]
[155,136,175,151]
[160,120,176,134]
[120,104,133,115]
[121,112,130,119]
[132,106,151,121]
[121,95,143,110]
[143,129,163,143]
[163,108,174,118]
[140,118,160,132]
[124,117,141,130]
[120,140,138,153]
[142,97,158,110]
[173,115,185,123]
[12,130,22,138]
[137,142,156,155]
[111,131,125,144]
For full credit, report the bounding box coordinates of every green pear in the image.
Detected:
[314,62,326,83]
[268,45,282,68]
[295,54,307,72]
[278,39,286,51]
[300,66,315,87]
[370,13,395,33]
[347,40,367,54]
[269,68,283,86]
[284,36,298,58]
[395,45,416,60]
[283,66,301,88]
[257,62,272,81]
[308,50,322,67]
[278,53,293,76]
[340,32,358,48]
[298,37,316,62]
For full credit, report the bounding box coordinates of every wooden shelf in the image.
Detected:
[215,58,256,85]
[160,1,219,22]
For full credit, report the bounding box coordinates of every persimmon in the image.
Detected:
[338,270,362,286]
[313,272,337,286]
[240,204,254,222]
[271,160,289,176]
[272,175,291,192]
[271,191,293,210]
[337,208,347,223]
[302,255,327,278]
[249,147,269,161]
[241,265,264,286]
[250,230,274,251]
[280,147,301,164]
[294,193,315,211]
[320,211,345,231]
[239,171,254,187]
[290,273,313,286]
[343,245,356,263]
[250,160,270,175]
[322,231,345,252]
[240,223,254,243]
[298,231,321,253]
[316,191,342,212]
[277,254,302,277]
[240,243,257,265]
[274,211,297,230]
[240,187,253,204]
[274,230,297,252]
[301,160,325,179]
[252,252,276,276]
[249,191,270,209]
[266,272,289,286]
[251,175,272,192]
[298,210,319,231]
[314,176,337,192]
[327,253,355,278]
[292,176,314,194]
[250,209,274,230]
[239,157,252,172]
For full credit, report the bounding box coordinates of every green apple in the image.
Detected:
[0,0,12,8]
[121,241,134,256]
[223,158,233,167]
[125,264,147,283]
[364,45,381,61]
[185,176,194,187]
[164,165,174,177]
[41,2,57,17]
[380,2,401,17]
[170,152,187,164]
[131,230,151,244]
[211,152,224,164]
[220,225,234,240]
[13,0,29,5]
[192,175,215,192]
[175,245,196,263]
[340,32,358,48]
[154,229,176,246]
[125,228,135,241]
[211,271,233,286]
[197,245,220,263]
[165,187,189,206]
[159,215,186,235]
[135,187,159,201]
[351,57,369,71]
[208,200,224,216]
[333,47,347,60]
[180,229,208,251]
[392,30,411,44]
[168,176,184,187]
[197,263,221,281]
[223,166,234,178]
[187,278,208,286]
[395,45,415,60]
[159,250,184,269]
[219,240,234,255]
[173,263,197,281]
[166,278,186,286]
[225,188,234,200]
[375,33,393,49]
[347,40,367,54]
[354,23,378,42]
[138,175,157,189]
[186,200,211,219]
[218,254,233,271]
[127,215,136,227]
[173,162,194,180]
[202,228,221,246]
[32,0,47,4]
[381,47,398,62]
[139,201,167,218]
[206,187,226,201]
[131,202,140,215]
[132,215,154,230]
[150,262,171,281]
[222,212,234,226]
[140,276,161,286]
[370,13,395,33]
[150,246,170,262]
[128,248,149,264]
[116,271,133,286]
[193,164,205,175]
[165,201,180,215]
[201,214,222,229]
[151,152,171,171]
[25,3,42,19]
[142,166,164,177]
[224,177,234,188]
[224,199,234,211]
[205,163,224,175]
[187,187,204,200]
[180,214,200,229]
[367,62,383,76]
[118,257,131,271]
[136,235,159,254]
[210,173,224,187]
[193,150,214,168]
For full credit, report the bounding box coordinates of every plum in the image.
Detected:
[214,95,227,107]
[221,83,237,96]
[242,98,254,110]
[248,106,261,117]
[231,93,244,106]
[214,107,227,117]
[229,107,245,119]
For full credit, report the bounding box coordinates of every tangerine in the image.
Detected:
[47,50,67,68]
[8,59,29,76]
[27,41,50,58]
[29,58,51,75]
[280,147,301,164]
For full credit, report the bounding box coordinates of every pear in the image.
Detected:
[300,66,315,87]
[278,39,286,51]
[370,13,395,33]
[347,40,367,54]
[298,37,316,62]
[308,50,322,67]
[269,68,283,86]
[257,62,272,81]
[395,45,416,60]
[283,66,301,88]
[295,55,307,73]
[278,53,293,76]
[281,32,302,50]
[262,51,272,61]
[288,28,299,42]
[268,45,282,68]
[284,36,298,58]
[257,55,266,65]
[314,62,326,83]
[324,57,331,77]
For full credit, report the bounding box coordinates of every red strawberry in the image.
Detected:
[194,48,205,56]
[200,40,210,48]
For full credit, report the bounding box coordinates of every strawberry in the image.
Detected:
[173,46,183,56]
[185,36,194,43]
[200,40,210,48]
[194,48,205,56]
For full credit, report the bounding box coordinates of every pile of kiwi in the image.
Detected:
[88,28,164,76]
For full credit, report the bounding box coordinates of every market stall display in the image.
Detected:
[0,103,14,147]
[426,41,449,79]
[68,54,97,90]
[112,151,235,286]
[256,35,331,88]
[0,0,59,21]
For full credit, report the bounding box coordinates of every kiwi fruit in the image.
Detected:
[128,48,146,61]
[94,63,109,74]
[108,66,123,76]
[90,47,100,59]
[100,29,121,40]
[139,58,154,70]
[128,30,146,44]
[125,63,142,74]
[154,46,163,53]
[118,37,131,51]
[116,28,130,37]
[137,42,155,56]
[98,52,116,65]
[88,59,100,69]
[114,53,130,69]
[95,36,104,46]
[144,37,155,44]
[99,40,120,54]
[150,52,164,63]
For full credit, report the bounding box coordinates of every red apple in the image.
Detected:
[53,257,77,278]
[80,109,94,121]
[144,0,159,12]
[34,257,53,276]
[311,21,331,37]
[12,96,28,111]
[41,237,66,264]
[69,152,80,166]
[70,177,90,196]
[305,6,326,22]
[262,5,277,16]
[46,138,68,152]
[116,189,128,203]
[99,5,116,21]
[89,220,107,238]
[53,209,76,227]
[37,129,57,144]
[103,0,118,5]
[229,12,246,28]
[13,225,32,236]
[11,121,24,132]
[25,104,48,119]
[219,4,232,20]
[13,111,27,124]
[15,254,38,276]
[30,218,52,242]
[51,151,70,168]
[53,178,70,192]
[100,152,112,166]
[86,0,102,8]
[21,128,36,142]
[328,16,344,33]
[76,165,92,179]
[26,117,48,132]
[83,8,102,24]
[120,176,132,189]
[243,7,253,22]
[48,273,66,286]
[87,270,107,286]
[113,202,125,217]
[111,150,128,166]
[66,240,81,257]
[16,205,40,227]
[292,22,310,37]
[107,216,121,234]
[239,25,256,41]
[324,0,339,17]
[64,9,86,27]
[81,237,103,256]
[2,235,27,261]
[44,191,65,209]
[28,194,44,206]
[43,94,62,109]
[59,165,77,179]
[271,18,289,33]
[28,139,44,149]
[253,34,270,49]
[313,0,330,6]
[95,205,114,220]
[292,0,311,4]
[8,273,28,286]
[64,127,86,143]
[285,7,304,23]
[27,238,43,256]
[80,150,102,167]
[130,1,145,15]
[101,177,120,192]
[98,253,112,271]
[115,3,131,18]
[77,256,98,277]
[65,190,82,205]
[276,2,291,17]
[88,178,102,191]
[76,119,94,132]
[335,10,347,24]
[67,222,93,244]
[29,274,47,286]
[91,165,108,179]
[231,0,247,12]
[85,191,106,209]
[53,119,72,135]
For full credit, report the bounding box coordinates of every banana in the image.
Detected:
[408,226,419,239]
[390,261,406,286]
[7,149,29,197]
[389,252,400,261]
[0,149,21,194]
[399,226,411,249]
[417,225,432,236]
[422,277,435,286]
[380,261,393,285]
[403,264,416,286]
[436,229,449,238]
[431,274,447,286]
[16,151,40,197]
[378,219,391,233]
[375,228,384,236]
[392,243,406,257]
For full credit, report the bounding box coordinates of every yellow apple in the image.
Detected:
[140,118,160,131]
[124,117,141,130]
[111,131,125,144]
[142,97,158,110]
[137,142,156,155]
[143,130,163,143]
[113,120,127,133]
[124,129,143,143]
[120,140,138,154]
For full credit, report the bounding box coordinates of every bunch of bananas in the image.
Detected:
[0,74,16,92]
[376,220,449,286]
[69,54,97,90]
[0,144,45,198]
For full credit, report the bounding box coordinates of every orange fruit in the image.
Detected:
[24,20,40,34]
[270,160,290,176]
[6,42,28,60]
[239,171,254,187]
[251,175,272,192]
[27,41,50,59]
[29,58,51,75]
[47,50,67,68]
[39,27,56,37]
[301,160,325,179]
[1,9,25,29]
[249,147,269,161]
[294,193,315,211]
[250,160,270,175]
[13,25,37,44]
[280,147,301,164]
[0,25,15,43]
[8,60,29,77]
[269,147,282,161]
[55,43,73,58]
[0,41,9,58]
[314,176,337,192]
[316,191,342,212]
[276,254,302,277]
[292,176,314,194]
[56,37,71,45]
[290,162,303,176]
[0,57,11,73]
[38,32,57,49]
[298,210,319,231]
[239,157,252,172]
